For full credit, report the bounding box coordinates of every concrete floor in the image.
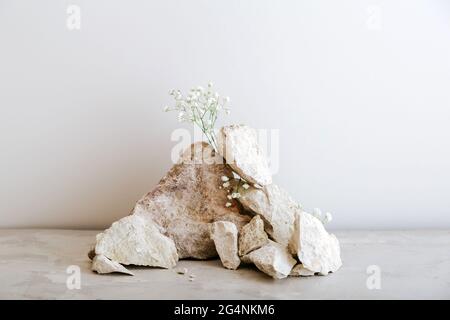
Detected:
[0,229,448,299]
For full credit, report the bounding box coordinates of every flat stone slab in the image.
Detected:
[0,229,449,299]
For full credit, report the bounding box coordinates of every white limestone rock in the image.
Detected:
[210,221,241,270]
[132,142,251,259]
[238,215,268,256]
[291,211,342,275]
[95,215,178,269]
[243,240,296,279]
[238,184,301,251]
[217,125,272,186]
[289,264,315,277]
[92,254,134,276]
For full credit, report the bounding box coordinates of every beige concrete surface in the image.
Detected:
[0,229,448,299]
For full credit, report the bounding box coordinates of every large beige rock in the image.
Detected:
[92,254,134,276]
[291,211,342,275]
[217,125,272,186]
[210,221,240,270]
[243,241,296,279]
[130,142,251,259]
[95,215,178,268]
[238,215,268,256]
[238,184,301,251]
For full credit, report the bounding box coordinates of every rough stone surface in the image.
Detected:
[289,264,315,277]
[92,254,134,276]
[243,241,296,279]
[217,125,272,186]
[291,211,342,275]
[132,142,251,259]
[238,184,301,251]
[210,221,241,270]
[95,215,178,269]
[238,215,268,256]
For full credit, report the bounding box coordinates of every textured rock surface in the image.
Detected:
[95,215,178,268]
[289,264,315,277]
[217,125,272,186]
[238,215,268,256]
[132,142,251,259]
[291,212,342,275]
[211,221,241,270]
[238,184,301,251]
[92,254,134,275]
[244,241,296,279]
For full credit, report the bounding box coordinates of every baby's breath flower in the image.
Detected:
[221,176,229,182]
[242,183,250,190]
[231,192,241,199]
[222,182,230,188]
[164,82,230,152]
[225,202,232,207]
[227,195,232,200]
[313,208,322,219]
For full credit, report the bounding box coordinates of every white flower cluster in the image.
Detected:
[312,208,333,224]
[164,82,230,150]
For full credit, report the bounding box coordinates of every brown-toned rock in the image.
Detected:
[127,142,250,259]
[238,215,268,256]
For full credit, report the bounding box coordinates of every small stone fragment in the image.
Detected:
[176,267,187,275]
[290,211,342,275]
[95,215,179,269]
[238,215,269,256]
[217,125,272,186]
[92,254,134,276]
[210,221,241,270]
[131,142,250,260]
[243,241,296,279]
[289,264,315,277]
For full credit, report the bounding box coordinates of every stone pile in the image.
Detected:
[91,124,342,279]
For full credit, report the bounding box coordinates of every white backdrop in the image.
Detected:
[1,0,449,229]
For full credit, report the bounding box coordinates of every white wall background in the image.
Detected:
[1,0,449,229]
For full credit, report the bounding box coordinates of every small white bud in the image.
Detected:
[222,182,230,188]
[313,208,322,219]
[324,212,333,223]
[231,192,241,199]
[242,183,250,190]
[227,195,232,200]
[221,176,229,182]
[225,202,232,207]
